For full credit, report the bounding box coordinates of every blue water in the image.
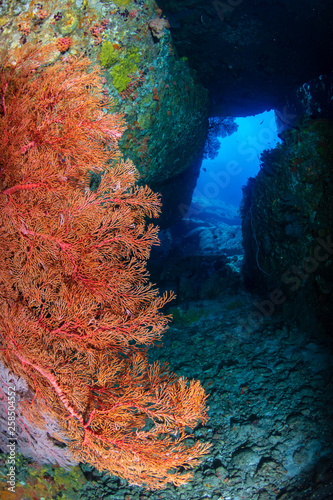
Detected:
[193,109,281,208]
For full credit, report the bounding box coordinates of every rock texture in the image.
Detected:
[156,0,333,116]
[241,119,333,334]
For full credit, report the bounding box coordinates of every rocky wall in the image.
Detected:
[241,119,333,333]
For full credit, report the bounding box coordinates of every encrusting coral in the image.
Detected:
[0,42,210,489]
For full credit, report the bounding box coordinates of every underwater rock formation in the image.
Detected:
[156,0,333,116]
[241,119,333,333]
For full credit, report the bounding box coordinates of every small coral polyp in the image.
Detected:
[56,36,72,53]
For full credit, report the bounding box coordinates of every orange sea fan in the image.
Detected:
[0,41,211,490]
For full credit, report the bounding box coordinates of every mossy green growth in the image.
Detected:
[168,306,203,326]
[109,48,140,93]
[100,41,119,68]
[113,0,132,5]
[53,465,86,489]
[138,111,153,129]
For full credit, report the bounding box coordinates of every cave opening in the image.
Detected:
[191,109,281,215]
